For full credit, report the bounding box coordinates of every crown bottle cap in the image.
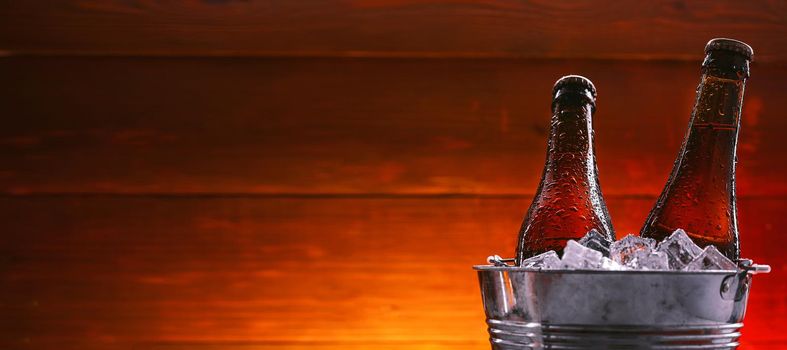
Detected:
[552,75,597,99]
[705,38,754,60]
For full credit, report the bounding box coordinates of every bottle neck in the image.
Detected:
[676,51,748,197]
[692,52,749,127]
[546,93,595,168]
[679,51,748,185]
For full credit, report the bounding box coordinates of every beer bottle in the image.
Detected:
[640,38,753,260]
[515,75,615,264]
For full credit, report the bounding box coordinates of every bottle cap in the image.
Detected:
[552,75,596,99]
[705,38,753,60]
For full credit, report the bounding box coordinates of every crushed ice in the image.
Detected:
[519,229,737,271]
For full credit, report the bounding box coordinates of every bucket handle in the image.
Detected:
[720,259,772,301]
[487,255,515,267]
[738,259,771,275]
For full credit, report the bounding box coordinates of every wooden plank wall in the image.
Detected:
[1,1,786,350]
[2,1,787,60]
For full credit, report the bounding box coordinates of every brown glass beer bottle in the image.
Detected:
[515,75,614,264]
[640,38,753,261]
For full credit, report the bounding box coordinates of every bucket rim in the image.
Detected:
[473,264,740,275]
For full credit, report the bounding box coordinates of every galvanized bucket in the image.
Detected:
[475,258,770,349]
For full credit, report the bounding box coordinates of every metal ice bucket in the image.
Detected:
[475,258,770,349]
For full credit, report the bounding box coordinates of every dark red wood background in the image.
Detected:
[1,1,786,349]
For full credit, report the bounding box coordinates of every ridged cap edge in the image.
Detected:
[705,38,753,60]
[552,75,597,99]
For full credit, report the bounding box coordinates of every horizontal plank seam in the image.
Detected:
[0,192,784,200]
[0,192,643,199]
[1,50,785,64]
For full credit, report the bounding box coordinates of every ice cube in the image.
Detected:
[627,250,669,270]
[601,256,625,270]
[684,245,738,271]
[561,240,603,269]
[656,229,703,269]
[520,250,561,269]
[578,229,612,257]
[610,234,657,266]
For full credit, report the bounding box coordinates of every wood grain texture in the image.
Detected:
[3,2,787,349]
[1,57,784,196]
[1,1,787,60]
[0,196,784,350]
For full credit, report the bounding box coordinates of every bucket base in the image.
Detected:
[488,319,742,349]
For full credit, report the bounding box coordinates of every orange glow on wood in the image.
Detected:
[0,197,784,349]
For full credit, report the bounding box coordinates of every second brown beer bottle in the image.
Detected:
[640,38,753,261]
[515,75,614,265]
